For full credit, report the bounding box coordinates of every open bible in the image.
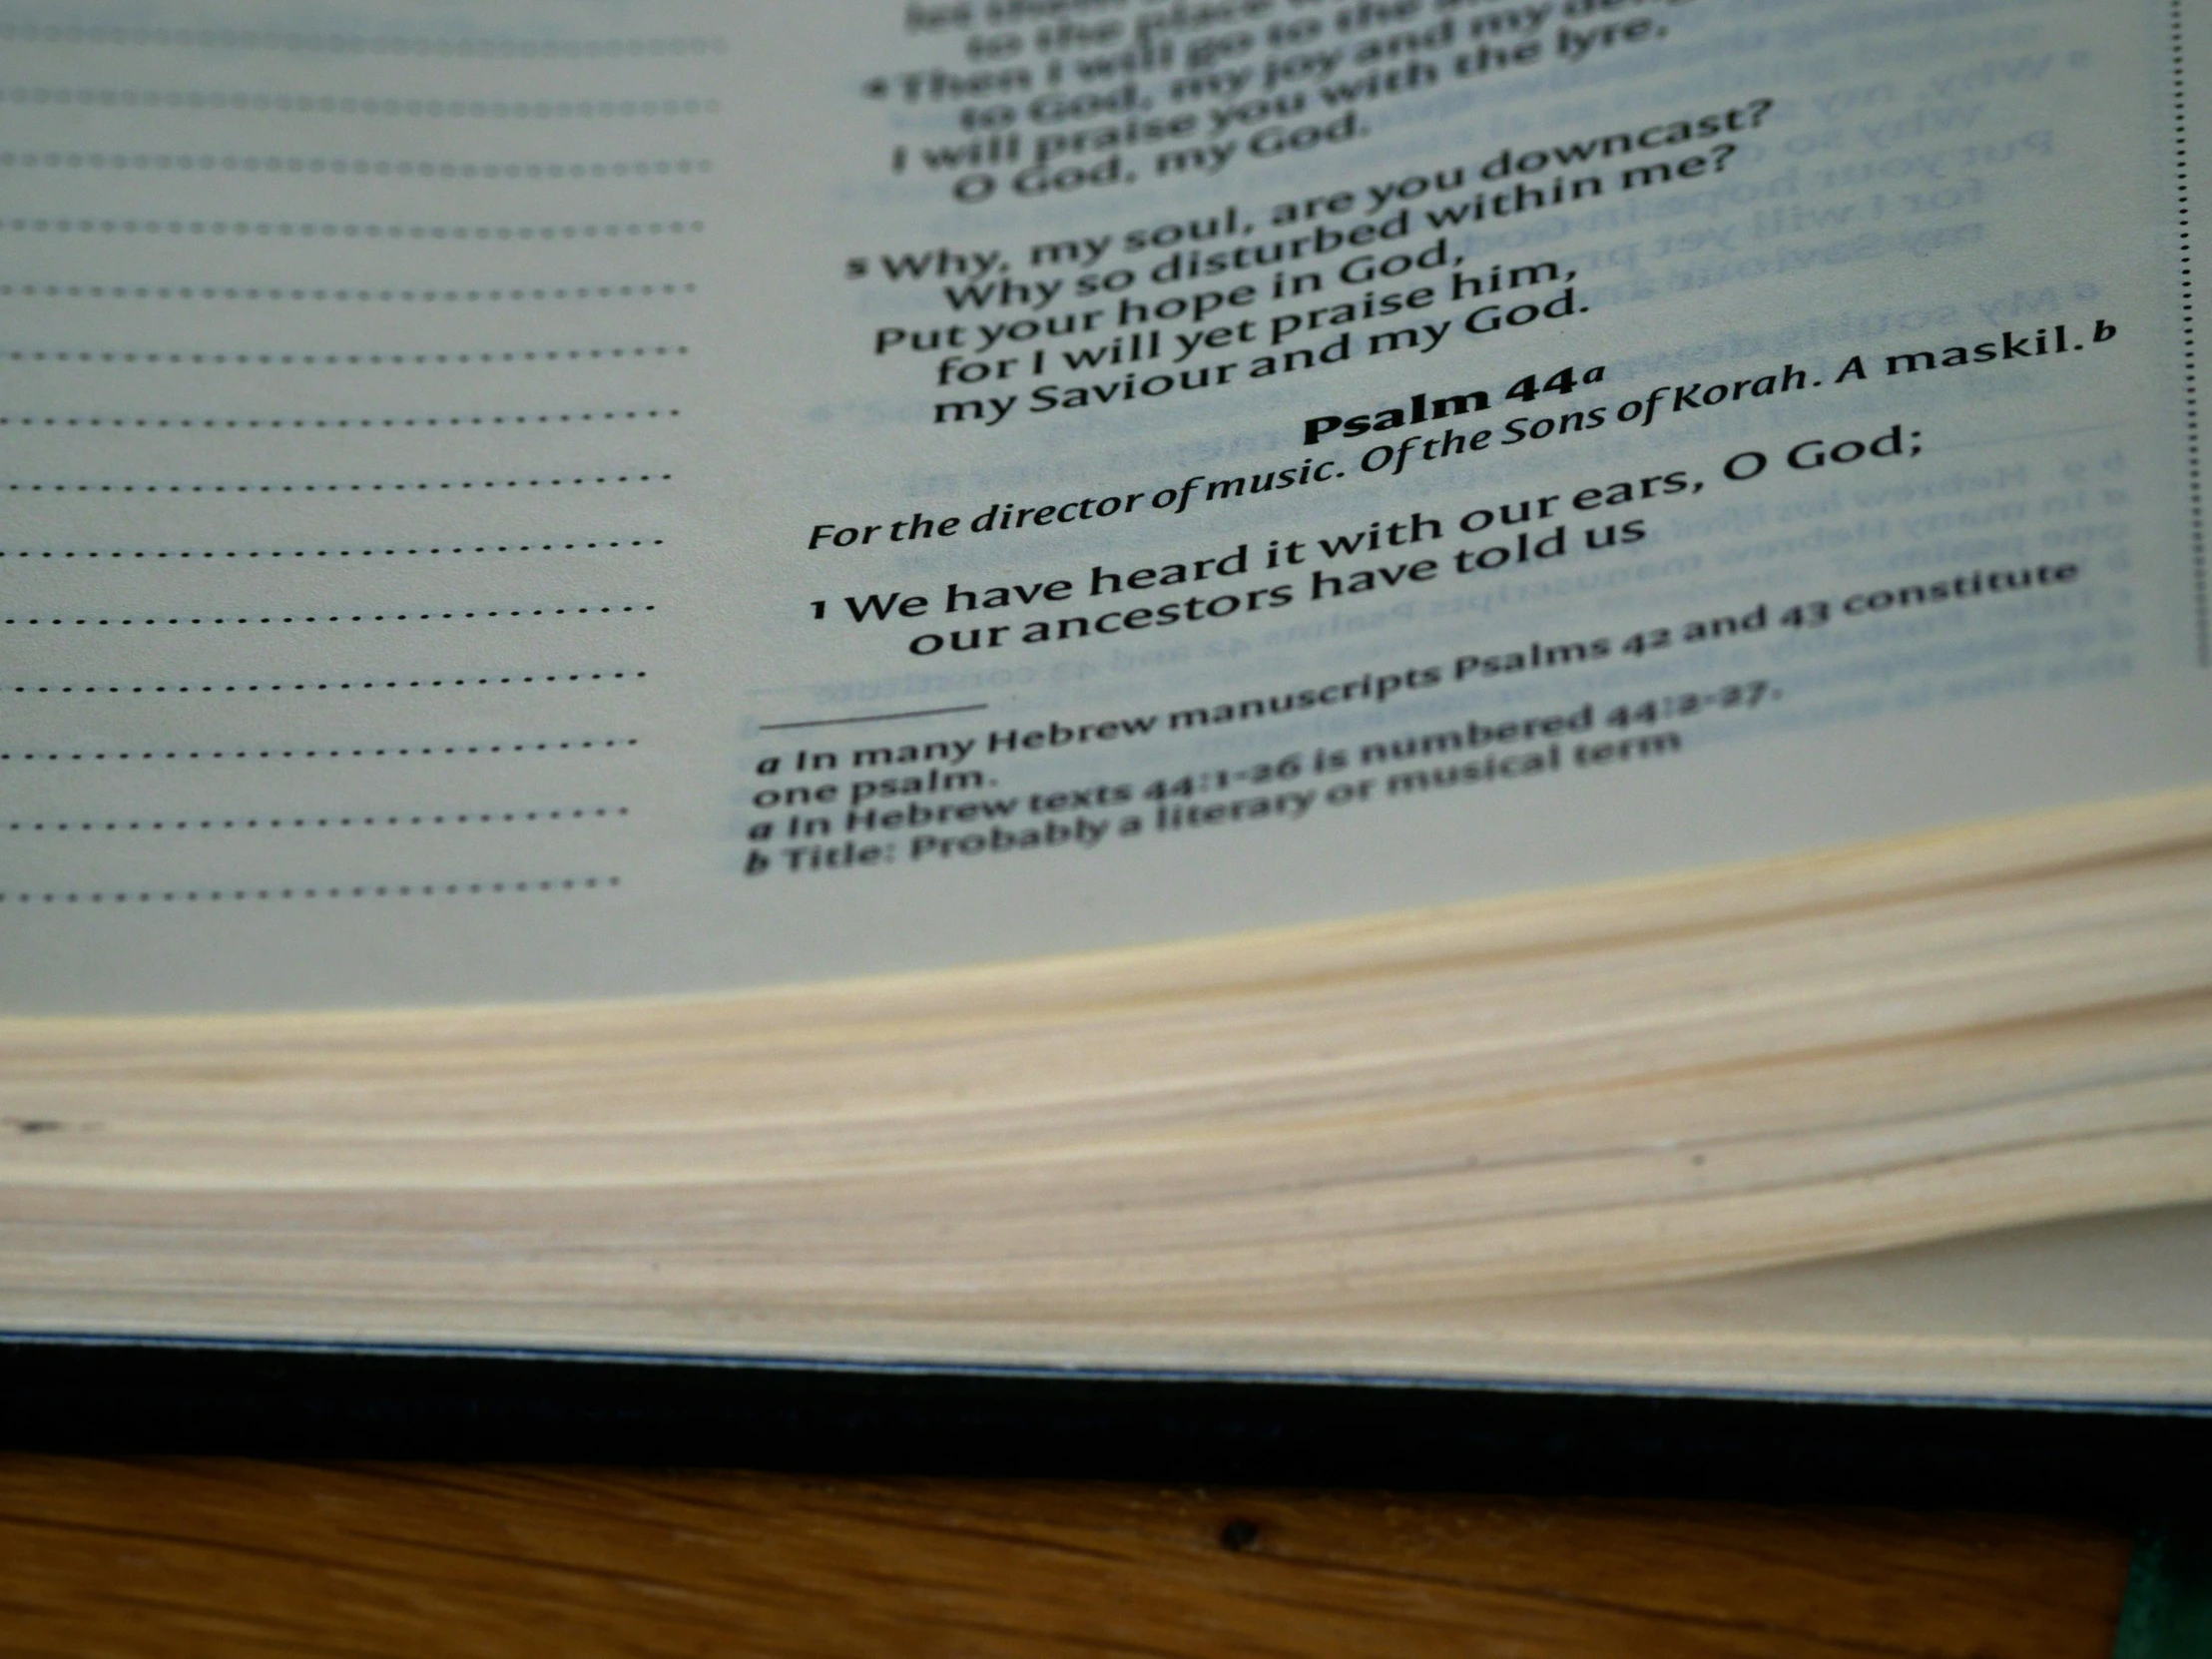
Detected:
[3,0,2210,1407]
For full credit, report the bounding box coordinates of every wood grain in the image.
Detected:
[0,1457,2130,1658]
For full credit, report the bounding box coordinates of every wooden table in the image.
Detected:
[0,1456,2135,1657]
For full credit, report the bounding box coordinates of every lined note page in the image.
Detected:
[3,6,719,1008]
[5,0,2209,1012]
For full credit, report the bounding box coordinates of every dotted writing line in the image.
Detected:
[0,410,676,429]
[3,88,719,118]
[7,807,629,831]
[3,474,673,493]
[0,739,640,763]
[0,610,650,628]
[3,877,621,904]
[3,541,665,559]
[0,151,710,178]
[2177,0,2208,666]
[0,282,696,302]
[0,24,726,56]
[4,345,688,365]
[9,673,645,694]
[6,218,706,241]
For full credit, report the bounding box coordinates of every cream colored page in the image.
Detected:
[2,0,2206,1013]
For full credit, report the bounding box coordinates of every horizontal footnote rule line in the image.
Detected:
[759,704,989,731]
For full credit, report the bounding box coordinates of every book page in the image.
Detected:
[3,0,2207,1013]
